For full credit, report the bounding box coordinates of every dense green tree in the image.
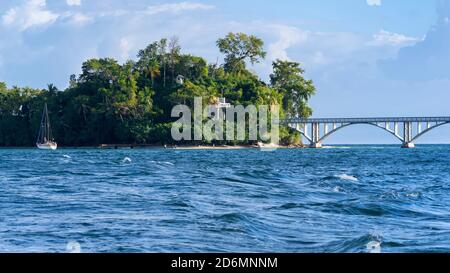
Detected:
[0,82,6,93]
[270,59,316,118]
[217,32,266,73]
[137,42,160,88]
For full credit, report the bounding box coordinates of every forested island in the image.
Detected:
[0,33,315,147]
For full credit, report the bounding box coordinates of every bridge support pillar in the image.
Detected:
[310,123,322,148]
[402,142,415,149]
[402,122,415,148]
[310,142,323,148]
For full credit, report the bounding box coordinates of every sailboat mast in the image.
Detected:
[37,103,46,143]
[45,103,50,141]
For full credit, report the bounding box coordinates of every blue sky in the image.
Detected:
[0,0,450,144]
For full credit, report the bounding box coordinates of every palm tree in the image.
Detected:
[137,43,161,88]
[145,59,160,88]
[47,84,58,93]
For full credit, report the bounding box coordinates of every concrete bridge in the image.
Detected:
[280,117,450,148]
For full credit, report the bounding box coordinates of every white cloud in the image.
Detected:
[119,38,133,61]
[367,0,382,6]
[2,9,17,25]
[66,12,93,26]
[145,1,214,15]
[0,1,404,89]
[379,0,450,81]
[57,11,93,26]
[66,0,81,6]
[266,24,308,61]
[225,21,364,74]
[2,0,59,31]
[368,30,421,46]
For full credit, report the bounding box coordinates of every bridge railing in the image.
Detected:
[279,117,450,124]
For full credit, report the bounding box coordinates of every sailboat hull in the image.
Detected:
[37,143,58,150]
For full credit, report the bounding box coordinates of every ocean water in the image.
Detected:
[0,145,450,253]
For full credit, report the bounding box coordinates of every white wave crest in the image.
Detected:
[366,241,381,253]
[122,157,132,163]
[406,192,420,198]
[66,241,82,253]
[61,154,72,163]
[336,174,359,182]
[322,146,352,149]
[151,160,174,166]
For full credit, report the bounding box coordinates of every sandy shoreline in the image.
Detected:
[173,145,255,150]
[172,145,304,150]
[98,144,305,150]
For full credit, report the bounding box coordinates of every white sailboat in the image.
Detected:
[36,103,57,150]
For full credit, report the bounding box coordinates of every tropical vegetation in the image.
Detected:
[0,33,316,147]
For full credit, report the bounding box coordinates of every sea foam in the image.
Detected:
[322,146,352,149]
[336,174,358,182]
[122,157,132,163]
[66,241,82,253]
[151,160,174,166]
[366,241,381,253]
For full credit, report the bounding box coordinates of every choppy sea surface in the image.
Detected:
[1,145,450,253]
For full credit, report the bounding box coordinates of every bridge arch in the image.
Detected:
[297,129,312,143]
[318,122,404,143]
[411,122,450,142]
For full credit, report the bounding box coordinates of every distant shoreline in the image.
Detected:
[0,144,305,150]
[98,144,305,150]
[1,144,448,149]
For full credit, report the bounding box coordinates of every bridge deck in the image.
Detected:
[281,117,450,124]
